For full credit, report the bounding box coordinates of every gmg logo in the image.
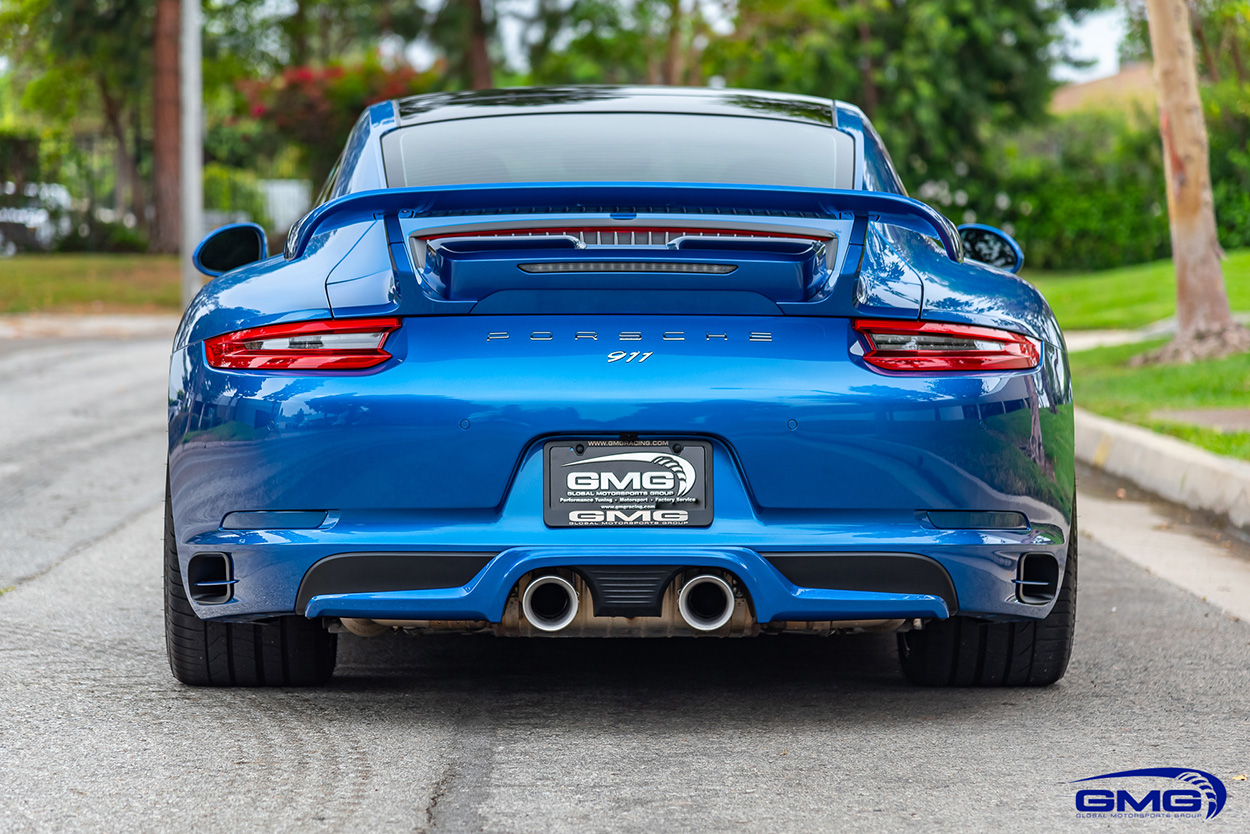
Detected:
[562,452,696,496]
[1073,768,1227,820]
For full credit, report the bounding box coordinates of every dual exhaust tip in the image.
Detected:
[520,572,737,633]
[520,575,581,632]
[676,574,736,631]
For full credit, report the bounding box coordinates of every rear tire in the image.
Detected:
[897,517,1077,687]
[164,474,336,686]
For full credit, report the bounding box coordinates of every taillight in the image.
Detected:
[204,318,401,370]
[853,319,1039,372]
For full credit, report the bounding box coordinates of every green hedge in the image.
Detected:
[202,163,271,229]
[1206,80,1250,252]
[939,82,1250,271]
[0,128,40,183]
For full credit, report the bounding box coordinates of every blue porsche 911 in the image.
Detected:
[167,86,1075,687]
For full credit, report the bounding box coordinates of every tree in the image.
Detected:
[1141,0,1249,361]
[1122,1,1250,83]
[466,0,494,89]
[152,0,181,254]
[0,0,152,231]
[523,0,716,86]
[521,1,1104,185]
[707,0,1105,186]
[427,0,496,89]
[240,61,444,182]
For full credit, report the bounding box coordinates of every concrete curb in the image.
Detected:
[1074,406,1250,531]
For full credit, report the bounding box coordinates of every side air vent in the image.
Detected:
[1015,553,1060,604]
[187,552,235,604]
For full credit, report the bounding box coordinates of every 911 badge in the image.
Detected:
[543,440,713,527]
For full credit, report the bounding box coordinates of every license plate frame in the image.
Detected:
[543,439,713,528]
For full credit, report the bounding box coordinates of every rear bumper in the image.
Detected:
[180,510,1067,625]
[176,436,1068,624]
[298,547,953,623]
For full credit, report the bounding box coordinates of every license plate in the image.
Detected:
[544,439,713,527]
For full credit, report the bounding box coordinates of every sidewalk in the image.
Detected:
[1063,312,1250,352]
[0,312,178,340]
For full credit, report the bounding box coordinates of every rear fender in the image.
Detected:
[175,222,372,350]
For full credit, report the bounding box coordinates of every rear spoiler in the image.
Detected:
[284,182,962,264]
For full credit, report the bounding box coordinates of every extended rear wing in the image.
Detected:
[284,182,963,267]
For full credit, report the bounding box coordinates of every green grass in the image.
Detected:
[1026,248,1250,331]
[0,254,181,314]
[1070,339,1250,460]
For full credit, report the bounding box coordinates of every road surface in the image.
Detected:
[1,333,1247,832]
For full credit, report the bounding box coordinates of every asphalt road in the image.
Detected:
[1,334,1248,833]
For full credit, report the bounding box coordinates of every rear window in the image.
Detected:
[381,113,854,190]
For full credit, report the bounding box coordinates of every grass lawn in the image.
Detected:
[1026,248,1250,331]
[0,254,181,314]
[1070,339,1250,460]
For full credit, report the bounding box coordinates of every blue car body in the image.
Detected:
[168,87,1073,652]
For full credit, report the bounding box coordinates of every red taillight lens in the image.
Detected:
[204,318,401,370]
[853,319,1040,372]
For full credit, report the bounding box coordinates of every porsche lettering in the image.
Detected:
[485,331,772,342]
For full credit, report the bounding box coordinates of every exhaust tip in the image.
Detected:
[678,574,736,631]
[1015,552,1060,604]
[521,575,579,632]
[187,552,235,604]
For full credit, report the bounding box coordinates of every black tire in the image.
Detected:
[164,474,337,686]
[897,517,1077,687]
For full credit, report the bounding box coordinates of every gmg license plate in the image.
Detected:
[543,439,713,527]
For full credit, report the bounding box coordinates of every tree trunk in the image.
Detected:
[99,82,144,232]
[1139,0,1249,362]
[663,0,685,86]
[318,4,332,66]
[289,0,309,66]
[466,0,493,90]
[1191,18,1219,82]
[1228,26,1248,83]
[686,21,706,87]
[857,18,878,118]
[132,104,146,231]
[151,0,181,254]
[113,140,128,215]
[836,0,877,117]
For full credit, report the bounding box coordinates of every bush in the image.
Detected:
[0,129,40,184]
[937,82,1250,271]
[932,110,1170,270]
[1206,80,1250,252]
[239,60,445,184]
[202,163,271,230]
[204,120,278,171]
[55,219,148,253]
